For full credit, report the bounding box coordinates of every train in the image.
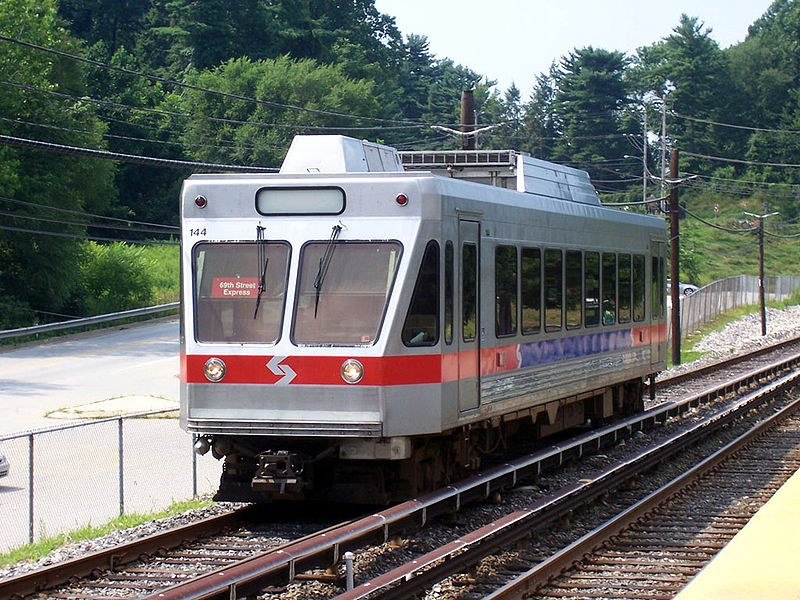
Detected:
[179,135,668,503]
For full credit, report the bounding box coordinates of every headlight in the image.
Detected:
[341,359,364,384]
[203,357,226,382]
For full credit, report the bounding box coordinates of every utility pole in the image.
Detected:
[460,89,475,150]
[642,107,648,204]
[660,96,667,207]
[744,210,779,336]
[669,148,681,365]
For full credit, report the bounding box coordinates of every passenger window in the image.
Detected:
[633,254,645,322]
[521,248,541,334]
[444,241,454,344]
[495,245,518,337]
[619,254,632,323]
[544,249,562,332]
[602,253,616,325]
[651,256,659,318]
[402,241,440,346]
[652,255,665,318]
[462,243,477,342]
[565,250,582,330]
[584,251,599,327]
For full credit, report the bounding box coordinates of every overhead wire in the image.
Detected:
[0,195,178,231]
[0,224,179,245]
[0,34,427,127]
[0,133,278,172]
[0,208,177,236]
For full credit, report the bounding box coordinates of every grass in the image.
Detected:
[0,497,211,569]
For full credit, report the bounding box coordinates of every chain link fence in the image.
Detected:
[0,412,221,553]
[670,275,800,339]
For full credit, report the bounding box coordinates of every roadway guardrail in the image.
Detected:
[0,302,179,341]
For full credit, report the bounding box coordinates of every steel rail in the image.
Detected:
[485,376,800,600]
[652,333,800,389]
[140,351,800,600]
[328,368,800,600]
[3,347,798,598]
[0,302,179,340]
[0,508,248,599]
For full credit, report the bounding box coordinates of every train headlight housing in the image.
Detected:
[203,357,226,382]
[341,359,364,384]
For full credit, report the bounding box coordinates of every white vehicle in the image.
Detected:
[180,135,668,503]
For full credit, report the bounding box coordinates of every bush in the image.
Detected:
[80,242,155,314]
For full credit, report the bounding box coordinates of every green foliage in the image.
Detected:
[177,56,380,167]
[3,0,800,329]
[79,242,156,314]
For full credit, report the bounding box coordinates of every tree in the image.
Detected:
[550,47,633,189]
[523,68,559,158]
[0,0,117,326]
[176,56,381,167]
[633,15,735,172]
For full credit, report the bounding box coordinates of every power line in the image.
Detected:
[0,79,425,134]
[683,150,800,169]
[0,195,178,231]
[683,206,758,234]
[0,223,179,245]
[0,34,425,127]
[0,133,277,171]
[0,208,176,236]
[671,111,800,135]
[0,115,263,153]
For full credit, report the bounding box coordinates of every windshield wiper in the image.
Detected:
[254,225,268,319]
[313,224,343,318]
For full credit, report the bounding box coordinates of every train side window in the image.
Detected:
[658,256,666,317]
[521,248,541,334]
[444,241,454,345]
[618,254,632,323]
[584,251,600,327]
[633,254,645,322]
[402,241,440,346]
[544,249,562,332]
[652,255,665,318]
[495,245,518,337]
[462,243,477,342]
[565,250,582,330]
[601,252,616,325]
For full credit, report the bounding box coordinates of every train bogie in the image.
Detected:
[180,135,667,503]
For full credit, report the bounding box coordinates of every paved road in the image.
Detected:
[0,318,180,436]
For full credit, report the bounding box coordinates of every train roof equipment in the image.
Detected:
[277,135,601,206]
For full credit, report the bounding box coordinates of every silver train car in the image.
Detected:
[180,135,668,503]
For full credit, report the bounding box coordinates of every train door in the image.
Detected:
[650,239,667,367]
[458,219,480,413]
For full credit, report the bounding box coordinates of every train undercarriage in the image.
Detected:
[202,378,646,504]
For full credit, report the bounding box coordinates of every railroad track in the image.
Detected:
[485,391,800,599]
[3,336,800,600]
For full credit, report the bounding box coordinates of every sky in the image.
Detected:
[373,0,775,96]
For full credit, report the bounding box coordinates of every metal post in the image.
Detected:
[118,418,124,516]
[28,433,34,544]
[669,149,681,365]
[344,551,355,590]
[745,210,778,336]
[758,218,766,336]
[192,439,198,498]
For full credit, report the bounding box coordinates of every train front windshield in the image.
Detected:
[293,241,401,345]
[193,242,290,343]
